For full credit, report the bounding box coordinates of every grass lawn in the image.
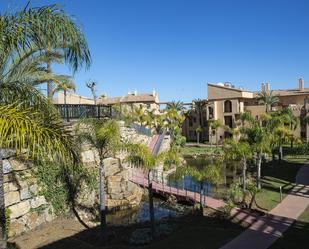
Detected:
[181,145,222,156]
[269,205,309,249]
[254,159,305,211]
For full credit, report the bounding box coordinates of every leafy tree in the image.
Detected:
[76,119,120,243]
[257,90,279,113]
[166,101,185,112]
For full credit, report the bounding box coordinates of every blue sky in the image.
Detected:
[1,0,309,102]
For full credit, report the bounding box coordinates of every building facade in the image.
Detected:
[183,78,309,143]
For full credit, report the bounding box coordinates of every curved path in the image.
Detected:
[220,165,309,249]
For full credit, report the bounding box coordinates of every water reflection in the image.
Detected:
[106,199,181,226]
[167,156,241,199]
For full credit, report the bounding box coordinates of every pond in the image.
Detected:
[166,156,242,199]
[106,198,187,226]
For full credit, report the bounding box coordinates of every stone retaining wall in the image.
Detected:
[3,157,54,237]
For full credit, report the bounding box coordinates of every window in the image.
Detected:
[193,117,197,123]
[208,107,214,119]
[146,104,151,109]
[224,100,232,113]
[224,116,233,128]
[189,119,193,127]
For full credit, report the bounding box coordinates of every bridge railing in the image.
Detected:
[54,104,112,120]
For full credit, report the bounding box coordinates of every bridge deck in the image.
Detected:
[131,170,225,210]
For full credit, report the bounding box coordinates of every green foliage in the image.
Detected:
[34,160,97,215]
[227,183,244,204]
[5,209,11,236]
[221,201,235,219]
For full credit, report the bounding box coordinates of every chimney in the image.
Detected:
[299,78,304,91]
[261,82,265,92]
[134,90,137,96]
[265,82,270,92]
[152,89,156,97]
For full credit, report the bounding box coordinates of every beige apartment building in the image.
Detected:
[55,90,160,112]
[183,78,309,143]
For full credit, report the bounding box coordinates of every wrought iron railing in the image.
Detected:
[54,104,112,120]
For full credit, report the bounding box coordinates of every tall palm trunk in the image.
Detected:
[0,149,7,249]
[99,158,107,243]
[256,152,262,189]
[47,61,53,99]
[242,159,247,192]
[197,132,200,144]
[148,171,155,238]
[64,90,69,122]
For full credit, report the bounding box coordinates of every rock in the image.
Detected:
[107,181,122,193]
[4,182,19,193]
[29,184,38,196]
[107,175,122,182]
[3,173,14,183]
[1,149,16,159]
[3,159,12,174]
[81,150,98,163]
[104,158,121,176]
[5,191,20,206]
[30,196,47,209]
[8,219,26,237]
[9,200,31,219]
[9,158,29,171]
[20,187,31,200]
[110,193,124,199]
[22,211,45,230]
[44,207,54,222]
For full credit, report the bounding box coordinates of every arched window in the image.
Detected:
[224,100,232,113]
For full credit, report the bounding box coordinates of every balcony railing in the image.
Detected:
[55,104,112,120]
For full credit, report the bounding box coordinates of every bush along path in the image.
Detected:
[220,164,309,249]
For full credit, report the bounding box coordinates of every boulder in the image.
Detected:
[8,219,26,237]
[3,159,12,174]
[30,196,47,209]
[5,191,20,206]
[20,187,31,200]
[9,200,31,219]
[104,158,121,176]
[107,181,122,194]
[9,158,29,171]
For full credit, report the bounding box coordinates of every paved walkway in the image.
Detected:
[220,165,309,249]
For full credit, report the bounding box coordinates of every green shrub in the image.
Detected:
[5,208,11,236]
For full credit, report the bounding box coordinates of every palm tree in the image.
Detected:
[132,106,148,127]
[208,119,221,147]
[76,119,120,243]
[166,101,185,112]
[125,144,179,238]
[192,99,207,142]
[241,115,271,189]
[53,78,76,105]
[32,4,91,99]
[257,90,279,113]
[196,126,202,144]
[174,158,221,212]
[224,139,252,192]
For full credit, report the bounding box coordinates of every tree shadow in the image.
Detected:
[34,213,245,249]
